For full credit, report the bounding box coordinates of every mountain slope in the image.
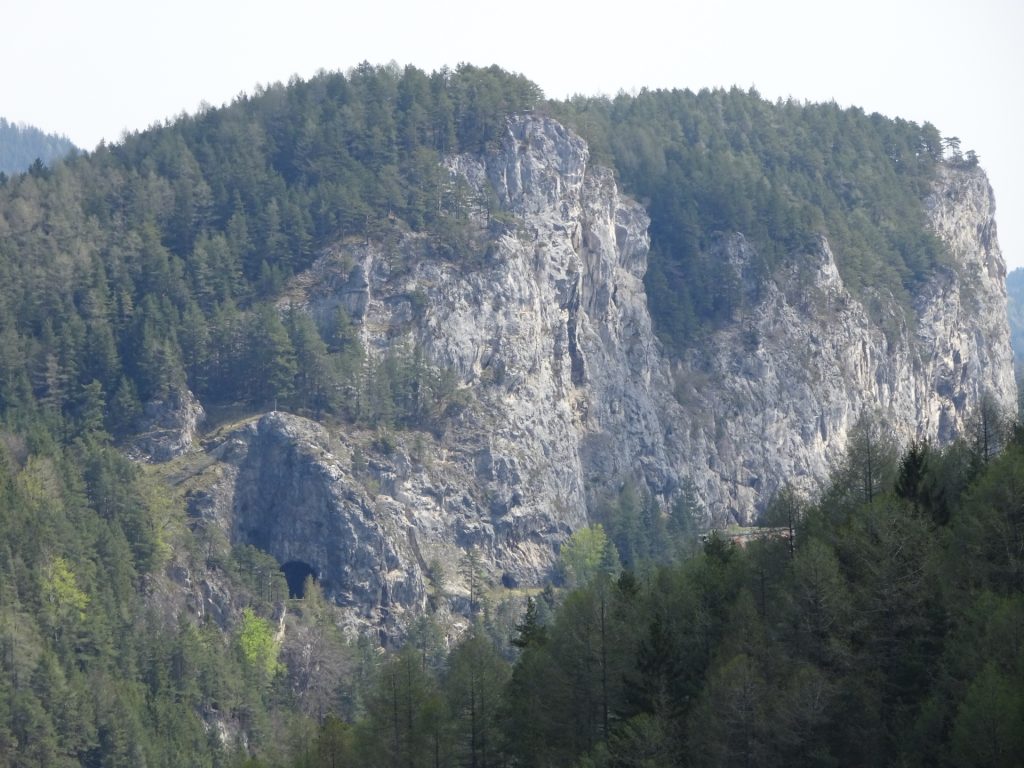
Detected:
[0,63,1017,764]
[670,160,1013,516]
[178,114,1010,633]
[550,89,953,352]
[0,65,1013,617]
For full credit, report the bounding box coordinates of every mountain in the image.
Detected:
[0,117,77,175]
[0,64,1016,763]
[162,109,1014,638]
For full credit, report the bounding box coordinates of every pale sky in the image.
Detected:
[3,0,1022,269]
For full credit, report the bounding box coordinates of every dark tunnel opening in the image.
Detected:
[281,560,317,599]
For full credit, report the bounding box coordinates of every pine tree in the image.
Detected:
[244,304,296,408]
[444,631,509,768]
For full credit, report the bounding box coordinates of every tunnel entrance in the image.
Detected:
[281,561,317,599]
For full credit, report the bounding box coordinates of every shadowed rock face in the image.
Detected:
[186,412,429,636]
[234,414,426,623]
[182,115,1013,633]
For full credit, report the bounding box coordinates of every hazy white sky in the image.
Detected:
[3,0,1022,268]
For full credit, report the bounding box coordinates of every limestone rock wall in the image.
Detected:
[670,197,1015,520]
[180,116,1013,631]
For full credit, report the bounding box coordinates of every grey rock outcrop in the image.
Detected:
[280,117,683,578]
[132,387,206,461]
[187,412,431,636]
[183,115,1013,632]
[670,189,1015,518]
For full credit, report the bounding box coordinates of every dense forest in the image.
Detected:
[2,401,1021,766]
[549,88,961,350]
[0,64,543,443]
[0,119,77,177]
[0,63,1016,766]
[275,410,1024,768]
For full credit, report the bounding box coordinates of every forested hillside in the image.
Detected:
[0,64,1016,766]
[550,89,958,351]
[0,64,542,442]
[3,401,1021,766]
[0,66,967,447]
[0,118,77,176]
[280,417,1024,768]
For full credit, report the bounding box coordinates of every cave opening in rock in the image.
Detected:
[281,561,317,599]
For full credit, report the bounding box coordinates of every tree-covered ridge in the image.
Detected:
[0,63,541,441]
[0,64,968,440]
[268,409,1022,768]
[550,88,953,351]
[0,118,77,176]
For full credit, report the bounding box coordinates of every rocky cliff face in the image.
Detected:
[178,117,682,634]
[183,413,429,636]
[131,387,206,461]
[671,167,1016,518]
[176,116,1013,632]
